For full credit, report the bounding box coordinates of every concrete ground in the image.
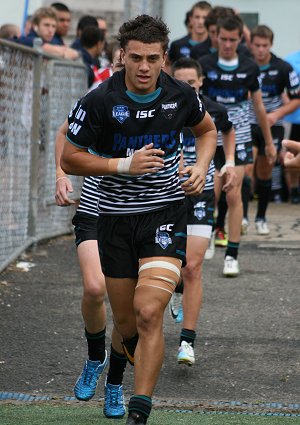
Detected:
[0,200,299,413]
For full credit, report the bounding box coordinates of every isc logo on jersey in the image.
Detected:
[136,110,155,118]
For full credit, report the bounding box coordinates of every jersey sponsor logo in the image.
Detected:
[112,131,177,151]
[161,102,178,119]
[207,70,218,80]
[289,70,300,87]
[136,109,155,118]
[155,224,174,249]
[69,105,86,135]
[236,73,247,79]
[269,70,278,76]
[194,201,206,221]
[221,74,234,81]
[112,105,130,123]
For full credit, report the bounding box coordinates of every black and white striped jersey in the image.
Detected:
[199,52,260,146]
[76,176,101,216]
[67,69,206,215]
[249,53,300,126]
[181,94,232,189]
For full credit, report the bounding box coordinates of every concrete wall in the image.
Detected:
[163,0,300,58]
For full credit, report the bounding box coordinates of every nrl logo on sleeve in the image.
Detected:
[161,102,178,119]
[112,105,130,123]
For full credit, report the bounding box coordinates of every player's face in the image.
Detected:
[217,27,241,60]
[36,18,57,42]
[174,67,203,93]
[55,11,71,36]
[121,40,166,94]
[112,49,123,72]
[251,36,272,64]
[190,7,210,36]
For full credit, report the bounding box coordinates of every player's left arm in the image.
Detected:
[251,90,276,164]
[181,111,217,195]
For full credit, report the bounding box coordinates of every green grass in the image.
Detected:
[1,404,299,425]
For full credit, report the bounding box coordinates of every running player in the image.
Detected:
[171,57,235,366]
[60,15,217,425]
[246,25,300,234]
[55,47,127,418]
[199,14,276,277]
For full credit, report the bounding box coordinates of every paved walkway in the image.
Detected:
[0,200,299,415]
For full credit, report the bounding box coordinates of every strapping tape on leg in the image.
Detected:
[136,261,181,294]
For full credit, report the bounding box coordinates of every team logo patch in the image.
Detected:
[112,105,130,123]
[155,230,172,250]
[161,102,178,120]
[207,70,218,80]
[194,208,206,221]
[237,149,247,161]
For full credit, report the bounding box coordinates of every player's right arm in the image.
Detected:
[55,119,75,206]
[61,141,165,177]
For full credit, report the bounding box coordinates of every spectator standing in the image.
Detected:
[18,7,78,60]
[51,2,71,45]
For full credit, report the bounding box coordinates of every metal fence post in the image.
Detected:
[28,53,42,241]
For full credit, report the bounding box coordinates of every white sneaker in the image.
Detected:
[177,341,195,366]
[169,293,183,321]
[223,256,240,277]
[255,220,270,235]
[241,218,249,235]
[204,232,215,260]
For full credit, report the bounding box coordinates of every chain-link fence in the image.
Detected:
[0,39,87,272]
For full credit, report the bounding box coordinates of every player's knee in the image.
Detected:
[135,302,163,333]
[83,279,106,303]
[183,259,203,280]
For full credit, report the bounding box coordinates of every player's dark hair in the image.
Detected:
[80,26,105,48]
[251,25,274,44]
[190,1,212,16]
[172,57,203,78]
[216,14,244,37]
[118,14,170,53]
[205,6,234,29]
[51,3,70,12]
[76,15,98,32]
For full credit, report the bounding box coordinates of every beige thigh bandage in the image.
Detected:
[136,260,181,295]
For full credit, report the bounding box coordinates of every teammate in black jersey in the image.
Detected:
[190,6,250,61]
[61,15,217,425]
[168,1,212,64]
[171,57,235,366]
[199,15,275,277]
[246,25,300,235]
[55,48,128,418]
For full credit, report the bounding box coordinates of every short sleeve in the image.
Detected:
[184,88,206,128]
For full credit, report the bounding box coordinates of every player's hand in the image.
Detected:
[265,143,277,165]
[282,139,300,168]
[218,166,237,192]
[55,176,75,206]
[266,111,279,127]
[129,143,165,175]
[180,165,206,195]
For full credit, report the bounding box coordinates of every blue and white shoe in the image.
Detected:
[175,305,184,324]
[74,352,108,401]
[103,379,126,418]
